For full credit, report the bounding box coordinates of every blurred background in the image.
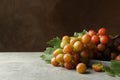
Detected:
[0,0,120,51]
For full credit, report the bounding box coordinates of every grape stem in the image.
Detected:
[111,35,120,40]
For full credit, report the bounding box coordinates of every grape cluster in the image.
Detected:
[51,35,90,72]
[90,28,120,61]
[51,27,120,73]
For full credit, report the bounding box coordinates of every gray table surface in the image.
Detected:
[0,52,120,80]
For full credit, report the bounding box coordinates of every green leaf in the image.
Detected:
[103,60,120,77]
[47,37,61,48]
[40,47,55,63]
[111,60,120,69]
[103,66,115,77]
[74,30,87,37]
[111,60,120,77]
[40,37,61,63]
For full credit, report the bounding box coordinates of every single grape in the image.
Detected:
[56,54,64,63]
[113,41,119,47]
[80,50,89,58]
[82,34,91,44]
[63,54,72,63]
[76,63,87,74]
[51,57,59,66]
[62,36,70,42]
[92,63,103,72]
[116,54,120,61]
[98,27,107,35]
[63,44,73,54]
[117,45,120,51]
[73,53,80,62]
[73,41,83,52]
[91,35,100,44]
[64,62,72,70]
[88,30,96,36]
[110,52,117,60]
[100,35,109,44]
[97,43,106,51]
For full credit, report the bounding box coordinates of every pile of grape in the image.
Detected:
[51,27,120,73]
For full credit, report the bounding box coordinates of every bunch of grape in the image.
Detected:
[51,34,92,71]
[51,27,120,73]
[89,28,120,61]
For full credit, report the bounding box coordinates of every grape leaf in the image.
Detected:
[103,66,115,77]
[103,60,120,77]
[47,37,61,48]
[74,30,87,37]
[40,47,56,63]
[40,37,61,63]
[111,60,120,77]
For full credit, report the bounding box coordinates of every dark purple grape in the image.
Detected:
[117,45,120,51]
[110,52,117,60]
[97,43,106,51]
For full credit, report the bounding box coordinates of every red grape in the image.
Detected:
[91,35,100,44]
[98,27,107,35]
[100,35,109,44]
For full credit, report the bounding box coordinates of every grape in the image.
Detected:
[91,35,100,44]
[98,27,107,35]
[63,54,72,63]
[51,57,59,66]
[113,41,119,47]
[88,30,96,36]
[97,43,106,51]
[117,45,120,51]
[64,62,72,69]
[76,63,87,74]
[62,36,70,42]
[100,35,109,44]
[72,61,79,69]
[73,53,80,62]
[82,34,91,44]
[104,48,111,55]
[60,41,68,48]
[63,44,73,54]
[92,63,103,72]
[110,52,117,60]
[80,50,89,58]
[53,48,63,57]
[56,54,64,63]
[116,54,120,61]
[73,41,83,52]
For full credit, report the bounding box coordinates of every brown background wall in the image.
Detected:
[0,0,120,51]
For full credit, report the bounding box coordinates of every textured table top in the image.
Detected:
[0,52,119,80]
